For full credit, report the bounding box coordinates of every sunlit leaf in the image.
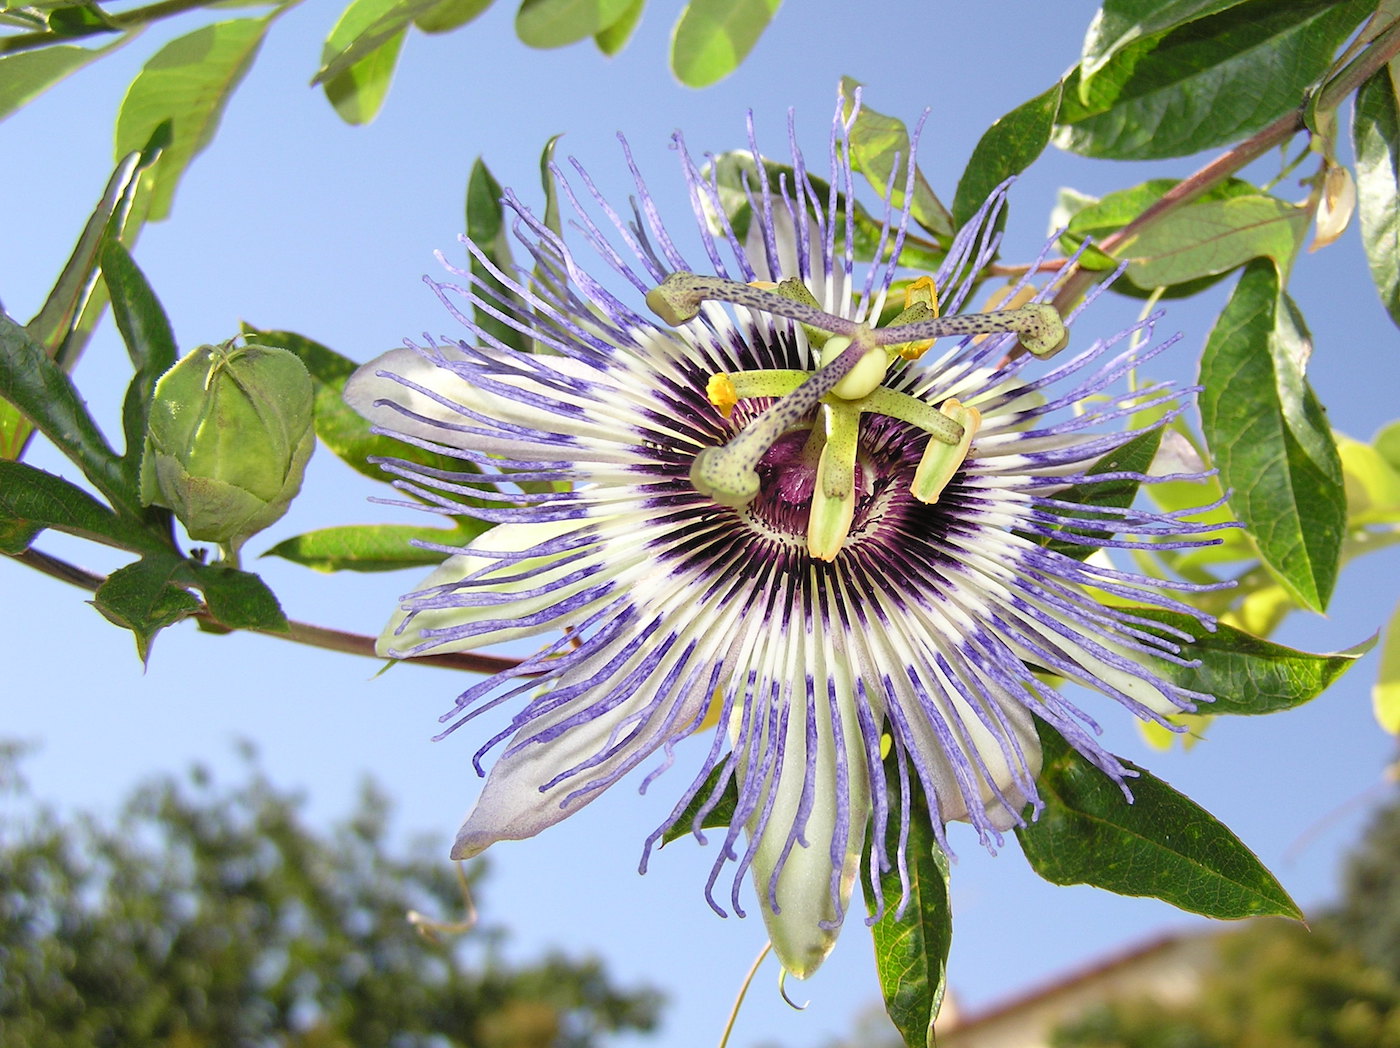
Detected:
[593,0,641,53]
[313,0,440,84]
[838,76,953,241]
[1376,419,1400,473]
[1080,0,1250,80]
[1199,261,1345,611]
[414,0,494,32]
[1062,178,1306,288]
[952,81,1063,231]
[263,521,491,572]
[465,157,529,354]
[1055,0,1371,160]
[0,37,127,121]
[1353,64,1400,328]
[321,0,409,125]
[115,16,274,221]
[515,0,635,48]
[670,0,779,88]
[1019,726,1302,920]
[1376,600,1400,734]
[1339,433,1400,526]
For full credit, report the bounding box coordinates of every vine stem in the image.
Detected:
[1050,15,1400,314]
[11,546,526,676]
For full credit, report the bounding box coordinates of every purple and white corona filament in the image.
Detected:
[346,102,1225,977]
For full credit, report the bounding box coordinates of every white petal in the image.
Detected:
[378,518,610,656]
[344,347,602,459]
[451,638,709,859]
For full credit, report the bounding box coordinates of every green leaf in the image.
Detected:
[1376,600,1400,734]
[321,0,408,124]
[659,762,737,845]
[465,158,530,354]
[1199,262,1345,611]
[101,240,178,482]
[1081,0,1250,81]
[0,313,136,516]
[1061,178,1306,289]
[514,0,636,48]
[240,326,472,484]
[46,2,119,37]
[26,127,166,359]
[414,0,494,32]
[1018,725,1302,920]
[4,136,163,461]
[0,38,126,121]
[593,0,641,53]
[313,0,439,84]
[1127,607,1366,715]
[1353,64,1400,328]
[1055,0,1371,160]
[188,561,288,631]
[1117,195,1307,288]
[1037,428,1163,561]
[952,81,1063,231]
[863,757,950,1048]
[115,15,274,221]
[838,77,954,242]
[0,460,164,555]
[1376,419,1400,473]
[263,521,491,571]
[92,555,201,662]
[670,0,779,88]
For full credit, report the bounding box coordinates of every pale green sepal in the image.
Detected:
[750,655,870,978]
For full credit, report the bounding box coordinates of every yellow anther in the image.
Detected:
[706,373,739,418]
[911,398,981,504]
[896,276,941,360]
[904,275,941,315]
[748,280,780,290]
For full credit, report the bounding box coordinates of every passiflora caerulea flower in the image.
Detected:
[346,102,1224,977]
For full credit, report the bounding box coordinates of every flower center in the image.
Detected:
[646,272,1066,561]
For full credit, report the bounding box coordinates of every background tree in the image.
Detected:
[1050,787,1400,1048]
[0,741,662,1048]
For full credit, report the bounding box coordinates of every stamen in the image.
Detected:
[707,374,739,418]
[912,398,980,503]
[807,404,860,561]
[885,276,941,360]
[689,336,872,508]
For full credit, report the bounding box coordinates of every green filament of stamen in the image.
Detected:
[808,404,860,561]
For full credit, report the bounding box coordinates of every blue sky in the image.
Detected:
[3,2,1399,1045]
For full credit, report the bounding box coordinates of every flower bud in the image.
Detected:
[140,340,314,552]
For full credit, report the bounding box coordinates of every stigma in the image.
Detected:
[648,272,1063,560]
